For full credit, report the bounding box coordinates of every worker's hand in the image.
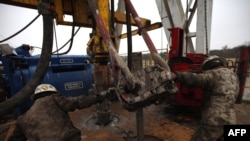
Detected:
[96,93,106,103]
[124,83,141,94]
[160,71,176,81]
[96,87,116,103]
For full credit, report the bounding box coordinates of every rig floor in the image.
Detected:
[69,100,250,141]
[0,99,249,141]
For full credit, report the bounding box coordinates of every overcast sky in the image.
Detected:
[0,0,249,55]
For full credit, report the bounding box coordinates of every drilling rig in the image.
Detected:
[0,0,248,140]
[0,0,177,140]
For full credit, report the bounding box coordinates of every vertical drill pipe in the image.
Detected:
[86,0,135,89]
[126,5,144,141]
[110,0,115,30]
[126,4,132,70]
[124,0,170,71]
[136,108,144,141]
[236,47,249,103]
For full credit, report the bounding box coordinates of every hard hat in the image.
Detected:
[201,55,227,70]
[34,84,58,95]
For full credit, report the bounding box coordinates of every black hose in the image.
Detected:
[54,0,76,55]
[0,1,55,115]
[52,27,80,54]
[0,14,41,43]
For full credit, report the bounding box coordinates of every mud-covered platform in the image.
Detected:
[0,100,249,141]
[69,100,250,141]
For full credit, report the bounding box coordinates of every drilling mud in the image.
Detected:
[1,95,249,141]
[68,100,250,141]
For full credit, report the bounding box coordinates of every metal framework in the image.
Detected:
[155,0,213,54]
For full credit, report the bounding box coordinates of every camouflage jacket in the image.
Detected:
[175,67,239,126]
[17,93,99,141]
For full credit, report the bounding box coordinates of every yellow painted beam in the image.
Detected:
[119,22,162,39]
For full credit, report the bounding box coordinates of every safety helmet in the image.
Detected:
[34,84,58,96]
[201,55,227,71]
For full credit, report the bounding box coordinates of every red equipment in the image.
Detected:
[168,28,207,109]
[236,47,250,103]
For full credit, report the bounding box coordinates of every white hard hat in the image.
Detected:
[201,55,226,70]
[34,84,58,95]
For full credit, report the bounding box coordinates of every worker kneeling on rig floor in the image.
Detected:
[9,83,108,141]
[162,55,239,141]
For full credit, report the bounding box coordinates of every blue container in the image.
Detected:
[1,45,94,114]
[27,55,94,96]
[10,55,94,114]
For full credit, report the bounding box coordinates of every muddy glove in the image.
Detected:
[160,71,177,82]
[96,91,107,103]
[96,87,116,103]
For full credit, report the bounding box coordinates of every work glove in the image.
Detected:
[96,87,116,103]
[160,71,177,82]
[96,92,107,103]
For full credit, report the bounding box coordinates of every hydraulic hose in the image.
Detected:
[53,0,76,55]
[0,0,55,115]
[52,27,80,54]
[0,14,41,43]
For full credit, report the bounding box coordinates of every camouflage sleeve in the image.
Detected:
[53,95,99,112]
[175,71,213,88]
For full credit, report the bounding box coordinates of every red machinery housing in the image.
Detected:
[168,28,207,109]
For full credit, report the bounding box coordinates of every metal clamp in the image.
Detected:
[37,0,56,17]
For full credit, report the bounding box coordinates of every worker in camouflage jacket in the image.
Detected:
[163,55,239,141]
[9,83,107,141]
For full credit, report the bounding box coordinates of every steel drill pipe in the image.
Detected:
[124,0,170,71]
[86,0,136,90]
